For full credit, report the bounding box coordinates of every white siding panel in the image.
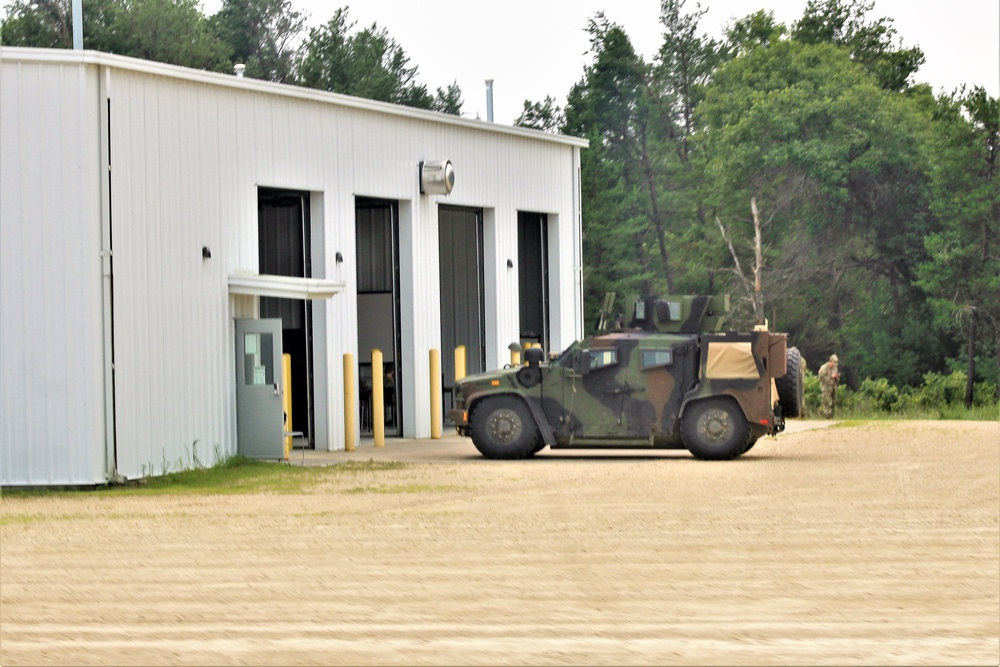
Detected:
[111,72,237,477]
[0,60,106,485]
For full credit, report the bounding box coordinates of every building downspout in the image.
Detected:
[99,65,120,482]
[573,148,584,339]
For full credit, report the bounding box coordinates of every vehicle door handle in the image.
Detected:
[273,383,280,395]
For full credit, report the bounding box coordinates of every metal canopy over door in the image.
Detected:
[438,206,485,418]
[235,318,285,459]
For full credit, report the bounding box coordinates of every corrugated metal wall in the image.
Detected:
[0,58,108,485]
[0,50,585,483]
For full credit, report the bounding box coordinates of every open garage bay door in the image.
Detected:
[438,206,485,410]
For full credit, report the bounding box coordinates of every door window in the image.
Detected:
[243,333,275,385]
[640,349,673,370]
[589,348,618,370]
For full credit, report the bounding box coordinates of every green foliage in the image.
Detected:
[0,1,462,113]
[209,0,305,82]
[791,0,925,90]
[2,0,230,70]
[802,366,998,419]
[916,86,1000,404]
[515,96,563,133]
[297,7,460,114]
[0,0,72,47]
[855,377,901,412]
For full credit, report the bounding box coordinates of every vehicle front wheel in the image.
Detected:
[469,396,542,459]
[680,399,750,461]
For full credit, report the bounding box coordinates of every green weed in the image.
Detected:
[1,457,412,498]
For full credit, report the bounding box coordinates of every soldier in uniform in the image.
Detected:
[818,354,840,418]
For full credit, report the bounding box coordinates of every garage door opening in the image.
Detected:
[356,198,403,437]
[439,205,485,418]
[258,187,314,448]
[518,211,550,353]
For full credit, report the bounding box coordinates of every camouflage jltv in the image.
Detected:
[450,295,802,460]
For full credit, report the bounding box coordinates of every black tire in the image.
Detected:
[743,435,759,453]
[680,399,750,461]
[469,395,542,460]
[776,347,806,418]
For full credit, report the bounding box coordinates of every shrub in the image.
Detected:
[856,377,902,412]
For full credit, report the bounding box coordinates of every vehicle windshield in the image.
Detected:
[551,340,581,367]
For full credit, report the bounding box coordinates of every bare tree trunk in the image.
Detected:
[965,309,977,409]
[637,120,675,293]
[715,216,756,310]
[996,329,1000,402]
[751,198,764,325]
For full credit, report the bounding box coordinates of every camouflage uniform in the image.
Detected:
[818,354,840,418]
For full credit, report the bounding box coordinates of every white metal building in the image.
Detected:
[0,48,587,486]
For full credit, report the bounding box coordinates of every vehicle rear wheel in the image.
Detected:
[776,347,806,417]
[680,399,750,460]
[469,396,542,459]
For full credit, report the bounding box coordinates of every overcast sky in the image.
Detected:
[205,0,999,125]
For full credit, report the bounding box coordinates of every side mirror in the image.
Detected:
[573,349,592,376]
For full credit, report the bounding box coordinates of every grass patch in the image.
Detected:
[1,457,411,498]
[827,420,870,429]
[830,405,1000,421]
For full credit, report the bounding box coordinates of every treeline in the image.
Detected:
[0,0,462,113]
[515,0,998,406]
[3,0,997,406]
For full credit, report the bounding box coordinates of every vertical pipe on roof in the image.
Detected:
[485,79,494,123]
[72,0,83,49]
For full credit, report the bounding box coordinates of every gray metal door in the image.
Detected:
[235,318,284,459]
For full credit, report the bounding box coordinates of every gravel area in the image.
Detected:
[2,420,998,665]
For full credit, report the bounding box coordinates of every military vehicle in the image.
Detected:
[450,294,804,460]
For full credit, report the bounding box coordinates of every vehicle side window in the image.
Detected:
[641,349,673,370]
[589,348,618,370]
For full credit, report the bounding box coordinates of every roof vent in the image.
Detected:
[419,160,455,195]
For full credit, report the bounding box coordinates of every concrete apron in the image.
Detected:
[283,420,837,467]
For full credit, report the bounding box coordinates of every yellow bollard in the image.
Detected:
[454,345,466,383]
[509,342,522,367]
[343,353,355,452]
[372,349,385,448]
[430,348,442,439]
[283,353,293,460]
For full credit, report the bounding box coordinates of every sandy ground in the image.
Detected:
[1,420,998,666]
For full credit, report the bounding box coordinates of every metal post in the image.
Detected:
[372,349,385,448]
[283,353,293,460]
[429,349,442,439]
[343,353,355,451]
[454,345,466,383]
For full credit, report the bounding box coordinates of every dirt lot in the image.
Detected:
[2,421,998,666]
